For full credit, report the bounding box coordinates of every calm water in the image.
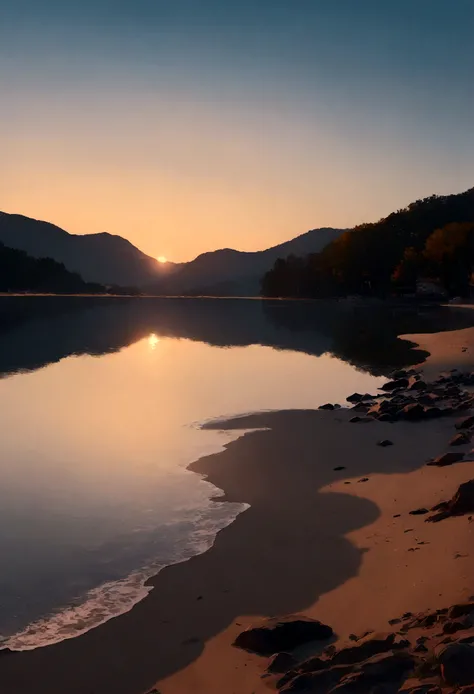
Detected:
[0,297,471,650]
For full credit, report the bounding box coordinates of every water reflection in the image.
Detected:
[1,296,474,379]
[0,296,473,650]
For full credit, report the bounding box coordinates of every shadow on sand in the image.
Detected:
[0,407,452,694]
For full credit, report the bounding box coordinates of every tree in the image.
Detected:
[423,222,474,297]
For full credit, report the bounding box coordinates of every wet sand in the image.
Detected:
[0,389,472,693]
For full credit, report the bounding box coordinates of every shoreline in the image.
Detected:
[0,328,473,691]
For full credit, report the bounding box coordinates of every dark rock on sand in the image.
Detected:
[333,466,346,471]
[426,451,464,467]
[409,508,429,516]
[267,652,297,673]
[377,439,393,447]
[442,618,471,635]
[418,393,440,406]
[381,378,410,392]
[378,413,394,422]
[328,651,416,692]
[423,407,444,420]
[450,432,471,446]
[349,416,362,423]
[319,403,335,410]
[447,602,474,620]
[347,393,363,403]
[329,633,400,667]
[401,403,427,421]
[437,642,474,686]
[279,665,352,692]
[456,415,474,430]
[234,616,333,655]
[426,479,474,522]
[351,403,369,412]
[408,379,427,391]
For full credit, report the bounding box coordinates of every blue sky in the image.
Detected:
[1,0,473,260]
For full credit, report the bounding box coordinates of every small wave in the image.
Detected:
[6,501,247,651]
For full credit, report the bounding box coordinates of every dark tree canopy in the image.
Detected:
[0,243,106,294]
[261,187,474,299]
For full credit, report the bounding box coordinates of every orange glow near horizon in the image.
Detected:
[156,256,167,264]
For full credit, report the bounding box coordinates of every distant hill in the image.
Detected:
[0,242,105,294]
[150,227,346,295]
[0,212,179,288]
[262,187,474,298]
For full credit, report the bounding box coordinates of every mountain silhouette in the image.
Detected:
[0,213,179,288]
[149,227,345,295]
[0,212,343,294]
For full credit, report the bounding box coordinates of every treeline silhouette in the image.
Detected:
[0,242,106,293]
[262,187,474,298]
[0,242,141,295]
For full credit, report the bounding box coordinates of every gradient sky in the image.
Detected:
[1,1,473,261]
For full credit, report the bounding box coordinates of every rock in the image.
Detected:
[378,413,394,422]
[377,440,393,447]
[418,393,440,405]
[437,643,474,686]
[280,665,352,692]
[358,478,369,483]
[329,651,416,692]
[450,432,471,446]
[349,416,361,423]
[408,378,427,391]
[233,616,333,655]
[319,403,335,410]
[423,407,443,419]
[296,655,328,674]
[414,612,438,628]
[456,415,474,430]
[347,393,363,403]
[426,479,474,522]
[267,652,297,673]
[401,403,426,421]
[413,643,428,653]
[457,400,473,411]
[398,684,441,693]
[409,508,429,515]
[350,416,374,424]
[426,451,464,467]
[390,369,408,379]
[381,378,409,392]
[443,618,471,634]
[351,403,369,412]
[448,602,474,619]
[398,683,441,693]
[329,632,398,666]
[333,466,346,471]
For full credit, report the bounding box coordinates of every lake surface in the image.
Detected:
[0,297,472,650]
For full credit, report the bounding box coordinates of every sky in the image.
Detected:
[1,1,473,262]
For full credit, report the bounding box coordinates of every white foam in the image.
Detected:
[6,501,247,651]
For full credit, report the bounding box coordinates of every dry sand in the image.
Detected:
[0,320,473,693]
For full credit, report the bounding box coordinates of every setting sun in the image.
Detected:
[157,256,167,264]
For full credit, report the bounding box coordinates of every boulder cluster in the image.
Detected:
[234,603,474,693]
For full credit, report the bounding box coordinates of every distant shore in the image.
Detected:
[0,316,473,692]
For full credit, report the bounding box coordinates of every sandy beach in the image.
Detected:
[0,322,474,692]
